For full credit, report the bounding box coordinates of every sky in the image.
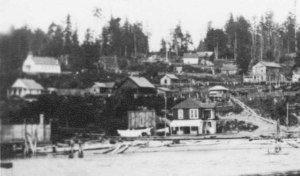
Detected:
[0,0,299,51]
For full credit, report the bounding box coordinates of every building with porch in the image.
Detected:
[208,85,229,101]
[7,78,44,100]
[170,99,217,135]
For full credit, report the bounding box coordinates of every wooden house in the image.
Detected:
[170,99,217,135]
[7,78,44,101]
[221,63,238,75]
[22,52,61,74]
[182,53,199,65]
[89,82,115,96]
[251,61,281,83]
[208,85,229,101]
[160,74,179,86]
[115,76,156,97]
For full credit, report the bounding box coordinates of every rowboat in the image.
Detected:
[117,128,152,137]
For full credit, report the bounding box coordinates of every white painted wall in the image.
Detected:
[22,55,61,74]
[183,58,199,65]
[160,76,171,86]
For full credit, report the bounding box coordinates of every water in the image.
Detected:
[1,142,300,176]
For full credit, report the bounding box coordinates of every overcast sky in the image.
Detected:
[0,0,299,51]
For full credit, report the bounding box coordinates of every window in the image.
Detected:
[178,109,183,119]
[189,109,199,119]
[191,127,198,131]
[207,122,212,127]
[203,110,211,120]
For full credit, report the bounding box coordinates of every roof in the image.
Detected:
[221,64,238,71]
[31,56,60,66]
[208,85,229,91]
[183,53,199,59]
[170,120,203,127]
[172,98,216,109]
[129,76,155,88]
[157,87,173,92]
[197,51,213,58]
[12,79,44,90]
[257,61,281,68]
[165,74,179,80]
[93,82,115,88]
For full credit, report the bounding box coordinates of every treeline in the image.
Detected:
[201,12,300,74]
[159,12,300,74]
[0,15,149,74]
[3,93,182,135]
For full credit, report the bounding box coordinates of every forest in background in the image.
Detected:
[1,11,300,76]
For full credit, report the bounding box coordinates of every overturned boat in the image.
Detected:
[117,128,152,137]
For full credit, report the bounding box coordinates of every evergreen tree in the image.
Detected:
[63,14,73,55]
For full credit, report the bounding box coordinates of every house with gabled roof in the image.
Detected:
[170,98,217,135]
[251,61,283,83]
[7,78,44,101]
[160,74,179,86]
[115,76,156,97]
[221,63,238,75]
[22,52,61,74]
[89,82,115,96]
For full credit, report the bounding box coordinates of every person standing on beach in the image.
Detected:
[69,139,75,158]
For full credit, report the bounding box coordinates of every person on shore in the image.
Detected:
[68,139,75,158]
[78,140,84,158]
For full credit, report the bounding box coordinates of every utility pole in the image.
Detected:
[286,102,289,126]
[164,93,167,137]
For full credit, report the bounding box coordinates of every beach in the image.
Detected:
[1,139,300,176]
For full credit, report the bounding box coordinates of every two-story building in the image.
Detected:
[22,53,61,74]
[170,99,217,135]
[251,61,281,83]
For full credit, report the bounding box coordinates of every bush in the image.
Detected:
[217,120,258,133]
